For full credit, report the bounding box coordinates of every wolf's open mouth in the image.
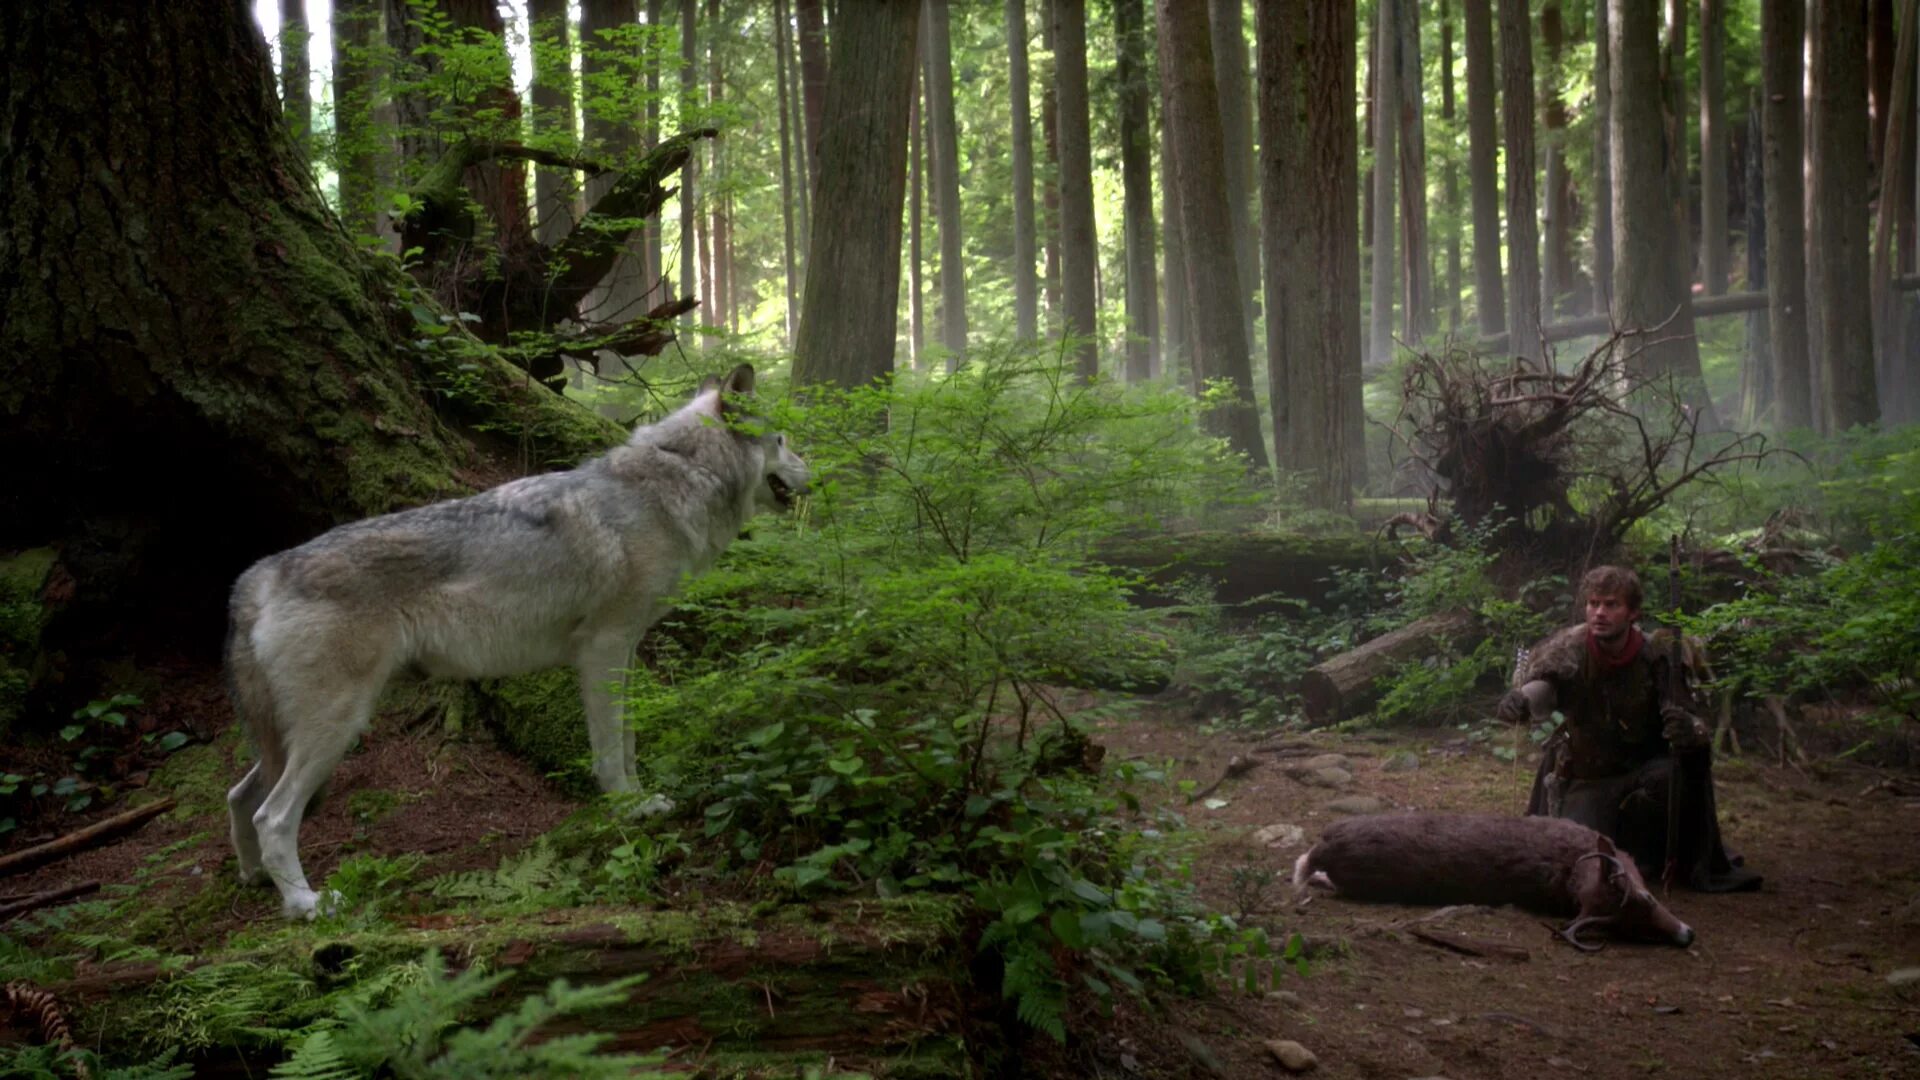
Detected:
[768,474,795,508]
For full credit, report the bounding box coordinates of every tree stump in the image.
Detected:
[1298,609,1482,722]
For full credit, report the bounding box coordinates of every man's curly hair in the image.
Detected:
[1580,565,1643,611]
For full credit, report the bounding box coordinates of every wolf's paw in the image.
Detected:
[280,888,344,921]
[237,863,268,887]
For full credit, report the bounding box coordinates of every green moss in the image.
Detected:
[0,547,57,735]
[479,669,593,795]
[346,788,414,824]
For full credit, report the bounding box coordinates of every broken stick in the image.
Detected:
[0,881,101,923]
[0,798,175,879]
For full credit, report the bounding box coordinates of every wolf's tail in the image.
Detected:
[226,567,286,786]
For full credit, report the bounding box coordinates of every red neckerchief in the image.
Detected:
[1586,625,1644,670]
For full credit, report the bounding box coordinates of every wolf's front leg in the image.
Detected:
[576,634,639,794]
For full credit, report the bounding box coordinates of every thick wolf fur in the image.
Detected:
[225,365,807,918]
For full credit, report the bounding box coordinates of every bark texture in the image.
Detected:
[1116,0,1159,380]
[792,0,921,386]
[1056,0,1100,379]
[1498,0,1542,357]
[925,0,967,364]
[1700,0,1730,294]
[1812,0,1881,428]
[1007,0,1039,340]
[1464,0,1507,335]
[1760,0,1811,428]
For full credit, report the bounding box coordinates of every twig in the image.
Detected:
[1187,754,1259,804]
[1408,926,1531,962]
[0,799,175,879]
[0,880,101,923]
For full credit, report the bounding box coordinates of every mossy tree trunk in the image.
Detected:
[0,1,623,656]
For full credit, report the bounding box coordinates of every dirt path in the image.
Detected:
[1090,710,1920,1080]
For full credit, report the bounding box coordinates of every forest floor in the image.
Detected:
[1080,703,1920,1080]
[4,669,1918,1078]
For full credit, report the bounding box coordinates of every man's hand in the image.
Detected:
[1496,688,1530,725]
[1498,680,1557,725]
[1660,703,1709,750]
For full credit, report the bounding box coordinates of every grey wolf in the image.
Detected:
[224,364,808,918]
[1292,812,1695,948]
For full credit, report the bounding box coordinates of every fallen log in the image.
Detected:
[0,880,100,923]
[0,798,174,879]
[1298,610,1482,723]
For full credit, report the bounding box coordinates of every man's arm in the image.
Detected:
[1496,679,1557,725]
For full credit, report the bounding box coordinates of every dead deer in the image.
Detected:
[1291,813,1695,950]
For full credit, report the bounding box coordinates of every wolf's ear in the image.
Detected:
[718,363,755,419]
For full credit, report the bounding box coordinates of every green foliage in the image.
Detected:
[0,1045,192,1080]
[271,949,660,1080]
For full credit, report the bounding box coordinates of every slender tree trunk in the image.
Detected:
[1701,0,1730,294]
[1872,0,1898,168]
[1442,0,1464,331]
[1210,0,1260,354]
[1743,91,1775,425]
[332,0,381,237]
[792,0,921,387]
[1872,0,1917,422]
[278,0,310,157]
[1055,0,1099,379]
[1612,0,1714,424]
[583,0,646,325]
[908,56,925,367]
[705,0,728,334]
[1664,0,1692,288]
[1396,0,1431,341]
[1041,7,1063,333]
[1812,0,1880,428]
[1499,0,1542,356]
[1007,0,1039,340]
[679,0,698,328]
[1116,0,1158,381]
[530,0,577,248]
[645,0,665,304]
[1158,0,1268,467]
[1464,0,1506,334]
[1592,0,1615,313]
[1260,0,1359,507]
[1369,0,1398,365]
[796,0,828,196]
[1364,26,1376,251]
[1542,1,1575,313]
[1161,95,1190,384]
[774,0,799,343]
[924,0,967,364]
[1761,0,1812,428]
[780,0,810,288]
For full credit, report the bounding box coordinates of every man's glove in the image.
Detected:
[1496,689,1530,725]
[1660,703,1709,750]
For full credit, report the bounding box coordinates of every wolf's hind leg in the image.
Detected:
[576,634,638,795]
[252,689,377,919]
[227,762,271,885]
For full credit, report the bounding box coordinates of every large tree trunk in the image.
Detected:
[1057,0,1100,380]
[1116,0,1158,381]
[796,0,828,196]
[1397,0,1431,342]
[0,0,622,649]
[1369,0,1399,367]
[1812,0,1881,428]
[1442,0,1464,331]
[1161,94,1192,386]
[1498,0,1542,358]
[530,0,578,248]
[1541,1,1575,314]
[1007,0,1039,341]
[1700,0,1731,295]
[1592,0,1615,314]
[1743,92,1775,426]
[925,0,968,365]
[332,0,382,237]
[1158,0,1269,468]
[1210,0,1261,359]
[1261,0,1361,508]
[1664,0,1691,291]
[581,0,647,325]
[1612,0,1714,422]
[792,0,920,387]
[1464,0,1507,336]
[1761,0,1813,428]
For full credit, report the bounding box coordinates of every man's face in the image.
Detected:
[1585,592,1639,641]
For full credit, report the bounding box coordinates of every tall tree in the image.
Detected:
[1592,0,1614,313]
[1541,1,1575,312]
[1663,0,1690,285]
[1871,0,1898,167]
[530,0,577,248]
[1464,0,1506,334]
[796,0,828,194]
[332,0,381,237]
[1612,0,1714,425]
[1872,0,1918,422]
[925,0,968,363]
[1160,99,1191,382]
[1041,6,1063,331]
[1743,91,1774,425]
[1700,0,1730,294]
[705,0,730,334]
[1396,0,1431,341]
[909,50,926,366]
[779,0,810,281]
[1369,0,1398,365]
[1055,0,1099,380]
[582,0,647,324]
[1210,0,1260,353]
[1498,0,1541,356]
[1157,0,1268,467]
[1811,0,1880,428]
[645,0,666,304]
[1007,0,1039,339]
[793,0,921,386]
[278,0,310,156]
[678,0,697,327]
[1260,0,1360,507]
[1760,0,1812,428]
[774,0,800,342]
[1116,0,1158,381]
[1442,0,1463,330]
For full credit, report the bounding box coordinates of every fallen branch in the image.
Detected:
[0,799,174,879]
[0,880,100,923]
[1187,754,1259,804]
[1408,926,1531,962]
